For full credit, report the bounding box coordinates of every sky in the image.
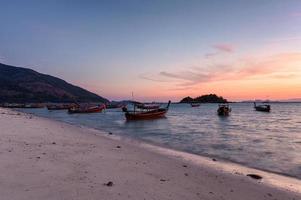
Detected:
[0,0,301,102]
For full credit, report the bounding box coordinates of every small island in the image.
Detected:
[179,94,227,103]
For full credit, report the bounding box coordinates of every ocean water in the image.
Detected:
[19,103,301,179]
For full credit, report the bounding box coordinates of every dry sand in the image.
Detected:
[0,107,300,200]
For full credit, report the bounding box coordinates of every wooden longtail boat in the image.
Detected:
[123,101,171,120]
[254,102,271,112]
[217,104,231,116]
[68,104,106,114]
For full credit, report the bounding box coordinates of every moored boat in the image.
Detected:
[47,104,75,110]
[190,103,200,107]
[1,103,44,108]
[105,103,125,109]
[68,104,106,114]
[254,102,271,112]
[123,101,171,120]
[217,104,231,116]
[23,103,45,108]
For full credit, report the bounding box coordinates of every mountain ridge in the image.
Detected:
[0,63,109,103]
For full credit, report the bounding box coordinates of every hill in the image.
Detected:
[0,63,109,103]
[179,94,227,103]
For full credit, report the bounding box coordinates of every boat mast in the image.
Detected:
[132,91,136,113]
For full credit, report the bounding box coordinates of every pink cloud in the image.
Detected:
[291,12,301,17]
[213,44,235,53]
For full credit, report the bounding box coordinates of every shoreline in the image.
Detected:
[19,107,301,181]
[1,107,301,200]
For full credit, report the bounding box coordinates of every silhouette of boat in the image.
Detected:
[47,104,75,110]
[217,104,231,116]
[1,103,44,108]
[123,101,171,120]
[190,103,200,107]
[254,102,271,112]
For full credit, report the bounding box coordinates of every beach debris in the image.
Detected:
[52,142,56,145]
[160,179,167,182]
[184,173,188,176]
[36,156,40,159]
[182,165,187,168]
[116,145,121,148]
[247,174,262,180]
[212,158,217,161]
[104,181,114,187]
[108,132,113,135]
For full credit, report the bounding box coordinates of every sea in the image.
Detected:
[18,102,301,179]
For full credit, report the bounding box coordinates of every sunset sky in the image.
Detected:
[0,0,301,101]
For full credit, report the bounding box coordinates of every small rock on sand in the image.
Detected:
[105,181,114,186]
[247,174,262,180]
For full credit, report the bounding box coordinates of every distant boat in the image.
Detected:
[1,103,26,108]
[254,102,271,112]
[23,103,44,108]
[217,104,231,116]
[47,104,75,110]
[105,104,124,109]
[1,103,44,108]
[190,103,200,107]
[123,101,171,120]
[68,104,106,114]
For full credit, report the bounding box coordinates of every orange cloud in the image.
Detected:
[141,52,301,100]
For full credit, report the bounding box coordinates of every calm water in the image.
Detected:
[19,103,301,179]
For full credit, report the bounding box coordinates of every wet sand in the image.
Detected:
[0,108,300,200]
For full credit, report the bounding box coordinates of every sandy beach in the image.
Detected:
[0,108,300,200]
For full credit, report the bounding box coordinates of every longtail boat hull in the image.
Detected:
[68,105,105,114]
[124,101,171,120]
[125,110,167,120]
[254,103,271,112]
[254,106,271,112]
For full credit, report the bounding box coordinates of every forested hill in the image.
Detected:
[0,63,109,103]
